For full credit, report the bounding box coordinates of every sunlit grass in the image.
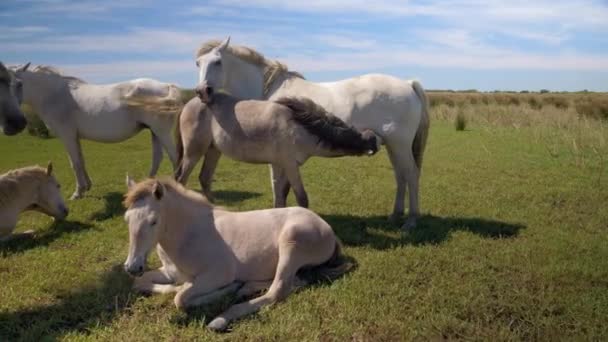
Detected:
[0,101,607,340]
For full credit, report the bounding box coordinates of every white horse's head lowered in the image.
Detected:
[25,162,69,219]
[0,62,28,135]
[123,175,165,276]
[195,37,230,103]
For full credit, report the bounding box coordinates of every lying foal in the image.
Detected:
[0,162,68,241]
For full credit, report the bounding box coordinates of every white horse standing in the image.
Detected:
[0,62,27,135]
[195,38,430,229]
[12,64,181,199]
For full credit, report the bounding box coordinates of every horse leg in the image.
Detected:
[198,147,221,201]
[207,245,299,332]
[270,164,290,208]
[59,133,89,199]
[282,162,308,208]
[386,142,419,229]
[173,271,234,310]
[155,127,178,171]
[181,282,241,308]
[403,151,420,230]
[149,132,163,177]
[235,280,273,301]
[133,267,179,294]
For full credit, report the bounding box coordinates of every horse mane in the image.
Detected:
[274,97,380,156]
[0,166,48,208]
[123,178,213,209]
[196,40,304,96]
[32,65,86,85]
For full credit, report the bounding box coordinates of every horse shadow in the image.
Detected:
[89,192,124,221]
[211,190,262,205]
[0,219,95,256]
[323,214,526,250]
[0,265,134,340]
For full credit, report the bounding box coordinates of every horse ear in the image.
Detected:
[152,181,164,200]
[17,62,31,72]
[218,36,230,52]
[126,173,136,190]
[46,161,53,176]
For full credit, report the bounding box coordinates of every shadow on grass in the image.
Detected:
[0,265,134,341]
[323,214,526,250]
[90,192,124,221]
[213,190,262,205]
[0,219,95,256]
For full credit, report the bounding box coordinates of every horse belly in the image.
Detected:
[213,132,278,164]
[76,113,141,142]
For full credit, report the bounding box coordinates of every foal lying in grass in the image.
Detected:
[123,176,351,331]
[0,162,68,241]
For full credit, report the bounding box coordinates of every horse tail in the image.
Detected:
[298,240,356,284]
[173,102,185,180]
[410,80,430,170]
[275,97,379,156]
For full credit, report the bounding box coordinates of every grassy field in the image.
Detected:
[1,94,607,341]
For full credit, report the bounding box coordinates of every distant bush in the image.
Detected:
[22,104,52,139]
[180,89,196,102]
[575,96,608,120]
[455,110,467,131]
[527,96,543,110]
[540,89,550,94]
[543,96,569,109]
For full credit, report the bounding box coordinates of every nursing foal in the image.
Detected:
[175,91,380,207]
[123,176,350,331]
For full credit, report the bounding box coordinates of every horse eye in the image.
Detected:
[195,61,199,67]
[214,60,222,66]
[150,219,157,226]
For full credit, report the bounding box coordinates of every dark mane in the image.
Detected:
[274,97,379,156]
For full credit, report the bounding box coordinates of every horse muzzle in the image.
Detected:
[195,83,214,103]
[124,262,145,277]
[2,114,27,136]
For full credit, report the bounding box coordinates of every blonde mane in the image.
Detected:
[123,178,213,209]
[196,40,304,96]
[32,65,86,85]
[0,166,48,208]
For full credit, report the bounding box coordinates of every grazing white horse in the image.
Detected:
[195,38,430,229]
[123,176,350,331]
[0,62,27,135]
[12,63,181,199]
[0,162,68,241]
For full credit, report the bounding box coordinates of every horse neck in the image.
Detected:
[21,71,70,116]
[223,53,265,99]
[157,188,215,253]
[0,176,37,214]
[268,74,309,97]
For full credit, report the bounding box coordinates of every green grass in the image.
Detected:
[1,118,607,341]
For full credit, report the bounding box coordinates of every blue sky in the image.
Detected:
[1,0,608,91]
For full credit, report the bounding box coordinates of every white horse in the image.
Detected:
[0,62,27,135]
[123,176,350,331]
[195,38,430,229]
[12,63,181,199]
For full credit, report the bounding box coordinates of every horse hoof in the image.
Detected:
[402,217,417,231]
[207,317,228,332]
[388,213,402,224]
[70,193,83,200]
